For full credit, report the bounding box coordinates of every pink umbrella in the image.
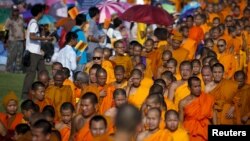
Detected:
[45,0,60,6]
[96,0,129,23]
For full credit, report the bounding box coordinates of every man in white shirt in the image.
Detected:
[22,4,52,100]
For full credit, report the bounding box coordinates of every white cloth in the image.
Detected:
[51,45,77,79]
[26,19,41,54]
[107,28,123,40]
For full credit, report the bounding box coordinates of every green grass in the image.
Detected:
[0,65,51,112]
[0,72,25,112]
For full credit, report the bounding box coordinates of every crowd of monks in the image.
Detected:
[1,0,250,141]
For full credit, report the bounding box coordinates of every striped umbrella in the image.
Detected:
[96,0,128,23]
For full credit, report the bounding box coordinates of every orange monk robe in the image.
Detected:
[128,85,150,109]
[33,97,54,112]
[172,48,189,71]
[164,97,177,111]
[144,129,173,141]
[189,26,204,44]
[174,83,190,111]
[45,85,74,121]
[81,84,99,98]
[208,79,238,124]
[98,84,115,115]
[207,13,220,25]
[217,52,237,79]
[228,36,243,54]
[110,55,133,78]
[183,92,214,141]
[59,126,70,141]
[84,60,115,84]
[154,41,169,71]
[93,134,113,141]
[247,61,250,85]
[144,58,153,78]
[145,50,162,78]
[75,121,93,141]
[63,79,77,103]
[181,38,197,60]
[221,7,231,19]
[167,128,189,141]
[0,113,23,131]
[233,85,250,125]
[199,24,210,34]
[236,50,247,71]
[243,31,250,49]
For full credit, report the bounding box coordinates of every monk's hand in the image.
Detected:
[100,89,107,97]
[226,107,235,119]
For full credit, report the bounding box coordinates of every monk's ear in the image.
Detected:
[94,103,99,112]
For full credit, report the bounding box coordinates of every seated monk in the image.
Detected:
[96,68,115,114]
[126,69,150,109]
[63,67,77,103]
[179,77,215,141]
[20,100,40,123]
[31,81,53,111]
[45,70,74,121]
[110,40,133,78]
[13,123,30,141]
[165,110,189,141]
[84,47,115,84]
[111,65,128,89]
[131,42,153,78]
[141,93,167,130]
[156,50,172,79]
[0,91,23,132]
[70,93,98,141]
[31,119,52,141]
[55,102,75,141]
[104,88,127,121]
[166,58,181,80]
[209,63,238,124]
[90,115,112,141]
[136,108,172,141]
[168,61,193,110]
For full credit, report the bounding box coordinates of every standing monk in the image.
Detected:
[201,65,217,93]
[70,92,98,141]
[168,61,193,110]
[126,69,150,109]
[179,77,215,141]
[210,63,238,124]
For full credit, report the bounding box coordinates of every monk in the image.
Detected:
[168,61,193,110]
[179,76,215,141]
[210,63,238,124]
[70,92,98,141]
[51,62,63,78]
[37,70,51,89]
[113,104,142,141]
[42,105,56,127]
[131,42,153,78]
[216,39,237,79]
[31,119,52,141]
[136,108,172,141]
[141,93,167,130]
[191,59,202,79]
[134,63,154,87]
[110,40,133,78]
[180,26,197,60]
[96,68,115,114]
[104,88,127,121]
[165,110,189,141]
[55,102,75,141]
[63,67,77,103]
[233,71,250,124]
[89,64,102,85]
[13,124,30,141]
[31,81,53,111]
[168,32,189,70]
[45,70,74,121]
[103,48,112,61]
[166,58,180,80]
[156,50,172,79]
[161,71,176,94]
[84,47,115,84]
[89,115,108,138]
[126,69,150,108]
[0,91,23,131]
[201,65,217,93]
[111,65,127,89]
[20,100,40,123]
